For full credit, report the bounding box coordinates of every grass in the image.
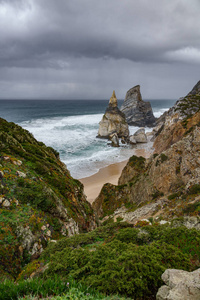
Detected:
[0,277,130,300]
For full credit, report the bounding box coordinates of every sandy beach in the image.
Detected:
[80,148,151,204]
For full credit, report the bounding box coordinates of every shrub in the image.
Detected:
[188,184,200,195]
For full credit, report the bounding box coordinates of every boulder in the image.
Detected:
[120,85,156,126]
[133,128,147,143]
[156,268,200,300]
[2,199,11,207]
[109,132,119,147]
[129,135,137,144]
[16,170,26,178]
[98,91,129,139]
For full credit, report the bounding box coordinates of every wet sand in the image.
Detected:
[80,148,151,204]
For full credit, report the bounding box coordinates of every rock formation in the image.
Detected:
[97,91,129,139]
[153,80,200,153]
[0,117,97,279]
[92,81,200,222]
[132,128,147,143]
[120,85,156,126]
[156,268,200,300]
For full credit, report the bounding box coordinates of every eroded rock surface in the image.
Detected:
[93,81,200,222]
[98,91,129,139]
[120,85,156,126]
[156,268,200,300]
[153,80,200,153]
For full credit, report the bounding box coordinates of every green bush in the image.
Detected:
[45,239,190,299]
[188,184,200,195]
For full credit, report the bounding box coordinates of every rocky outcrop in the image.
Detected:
[98,91,129,139]
[132,128,147,143]
[92,126,200,220]
[129,128,148,144]
[109,132,119,147]
[0,117,97,278]
[93,81,200,222]
[153,80,200,153]
[120,85,156,126]
[156,268,200,300]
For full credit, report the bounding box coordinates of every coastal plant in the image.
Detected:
[0,277,129,300]
[44,240,190,299]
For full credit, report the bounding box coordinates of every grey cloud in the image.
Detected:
[0,0,200,99]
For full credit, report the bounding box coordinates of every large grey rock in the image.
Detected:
[120,85,156,126]
[98,91,129,139]
[156,285,170,300]
[133,128,147,143]
[156,268,200,300]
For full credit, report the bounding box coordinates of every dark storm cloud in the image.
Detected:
[0,0,200,99]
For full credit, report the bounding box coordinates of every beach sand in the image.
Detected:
[80,148,151,204]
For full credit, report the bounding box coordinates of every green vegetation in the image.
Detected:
[98,183,130,217]
[0,276,129,300]
[188,184,200,195]
[1,223,199,299]
[128,155,146,170]
[175,94,200,117]
[155,153,168,166]
[151,189,164,200]
[0,118,95,279]
[168,192,181,200]
[28,223,199,299]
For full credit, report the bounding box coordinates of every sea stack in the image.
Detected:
[120,85,156,127]
[97,91,129,141]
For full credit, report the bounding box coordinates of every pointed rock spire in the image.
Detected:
[109,90,118,107]
[97,90,129,139]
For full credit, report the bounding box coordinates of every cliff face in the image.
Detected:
[0,118,96,278]
[120,85,156,126]
[93,125,200,220]
[93,81,200,223]
[153,81,200,153]
[98,91,129,139]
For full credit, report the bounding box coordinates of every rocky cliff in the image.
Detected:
[0,118,96,279]
[120,85,156,126]
[93,82,200,223]
[98,91,129,140]
[153,80,200,153]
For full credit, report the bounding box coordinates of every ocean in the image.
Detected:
[0,99,176,179]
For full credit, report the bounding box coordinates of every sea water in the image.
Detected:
[0,99,176,178]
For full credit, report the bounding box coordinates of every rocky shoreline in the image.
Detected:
[0,80,199,299]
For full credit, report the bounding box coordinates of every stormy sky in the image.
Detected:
[0,0,200,100]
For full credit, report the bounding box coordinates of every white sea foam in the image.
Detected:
[19,106,169,179]
[153,108,169,118]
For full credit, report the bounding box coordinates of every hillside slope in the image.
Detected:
[0,118,96,279]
